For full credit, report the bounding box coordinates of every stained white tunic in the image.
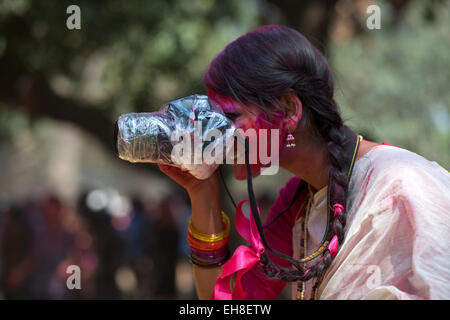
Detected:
[292,145,450,299]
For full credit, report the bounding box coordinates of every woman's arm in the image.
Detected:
[188,183,224,299]
[158,164,224,299]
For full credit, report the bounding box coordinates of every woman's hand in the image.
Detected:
[157,164,220,196]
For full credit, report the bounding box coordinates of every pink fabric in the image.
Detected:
[332,204,344,217]
[328,235,338,257]
[211,177,308,300]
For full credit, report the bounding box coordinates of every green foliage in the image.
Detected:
[331,1,450,168]
[0,0,259,113]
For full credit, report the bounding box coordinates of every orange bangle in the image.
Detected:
[187,232,229,251]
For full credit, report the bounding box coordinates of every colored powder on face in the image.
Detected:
[207,88,293,171]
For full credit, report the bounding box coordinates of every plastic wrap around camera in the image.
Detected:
[114,94,237,180]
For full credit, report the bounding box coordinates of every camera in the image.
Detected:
[114,94,237,179]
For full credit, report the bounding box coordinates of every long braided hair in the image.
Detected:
[204,25,354,282]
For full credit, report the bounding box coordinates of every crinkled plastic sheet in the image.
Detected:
[115,94,237,179]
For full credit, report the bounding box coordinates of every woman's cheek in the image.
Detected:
[254,113,285,168]
[234,112,286,169]
[230,110,289,177]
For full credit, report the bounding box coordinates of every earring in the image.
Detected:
[286,131,296,148]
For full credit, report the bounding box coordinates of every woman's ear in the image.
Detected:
[281,93,302,132]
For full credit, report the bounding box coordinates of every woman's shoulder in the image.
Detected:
[362,145,448,179]
[352,144,450,198]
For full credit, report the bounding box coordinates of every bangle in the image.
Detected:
[187,211,231,268]
[190,248,230,268]
[191,250,229,262]
[188,211,230,242]
[187,232,229,251]
[190,243,228,256]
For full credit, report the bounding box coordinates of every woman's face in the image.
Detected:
[211,96,288,180]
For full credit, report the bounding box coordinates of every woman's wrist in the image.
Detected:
[187,175,220,198]
[188,179,222,234]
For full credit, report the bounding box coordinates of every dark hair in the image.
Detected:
[204,25,350,282]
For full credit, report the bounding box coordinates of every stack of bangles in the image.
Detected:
[188,211,231,268]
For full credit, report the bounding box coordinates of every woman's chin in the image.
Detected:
[232,163,262,180]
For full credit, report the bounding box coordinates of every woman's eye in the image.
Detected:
[224,112,239,121]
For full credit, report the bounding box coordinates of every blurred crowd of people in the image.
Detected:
[0,189,194,300]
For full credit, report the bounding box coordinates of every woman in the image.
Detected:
[158,25,450,300]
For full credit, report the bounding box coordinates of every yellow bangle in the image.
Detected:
[188,211,230,243]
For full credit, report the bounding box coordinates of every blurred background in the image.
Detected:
[0,0,448,299]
